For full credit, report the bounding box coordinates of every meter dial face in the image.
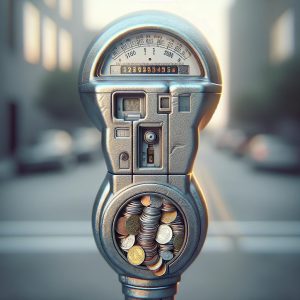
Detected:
[99,31,204,76]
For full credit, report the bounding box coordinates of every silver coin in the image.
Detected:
[137,205,161,259]
[155,224,173,244]
[120,234,135,251]
[150,195,163,208]
[124,200,143,217]
[160,250,174,261]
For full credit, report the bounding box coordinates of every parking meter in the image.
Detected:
[79,12,222,299]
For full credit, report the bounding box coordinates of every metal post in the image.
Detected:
[120,275,180,300]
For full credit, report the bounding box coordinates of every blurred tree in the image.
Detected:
[37,69,88,124]
[233,91,269,126]
[233,57,300,131]
[265,58,300,121]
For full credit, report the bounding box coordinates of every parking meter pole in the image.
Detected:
[125,297,174,300]
[125,297,175,300]
[120,275,179,300]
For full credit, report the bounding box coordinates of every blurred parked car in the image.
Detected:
[72,127,101,162]
[246,134,300,172]
[17,130,73,173]
[215,128,252,156]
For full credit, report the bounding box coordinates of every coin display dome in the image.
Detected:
[114,194,186,276]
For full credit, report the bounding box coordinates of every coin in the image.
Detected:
[116,233,127,239]
[144,254,159,266]
[127,245,145,266]
[162,200,176,212]
[161,211,177,224]
[150,195,163,208]
[155,224,173,244]
[120,234,135,251]
[116,217,128,236]
[159,243,174,252]
[141,195,151,207]
[160,250,174,261]
[173,233,184,250]
[147,256,163,271]
[124,200,143,217]
[153,263,167,277]
[125,215,140,235]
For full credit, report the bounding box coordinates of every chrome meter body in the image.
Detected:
[79,12,222,300]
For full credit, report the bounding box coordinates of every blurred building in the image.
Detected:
[229,0,300,128]
[0,0,94,160]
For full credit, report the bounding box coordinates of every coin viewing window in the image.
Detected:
[115,194,186,276]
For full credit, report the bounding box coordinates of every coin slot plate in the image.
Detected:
[138,126,162,168]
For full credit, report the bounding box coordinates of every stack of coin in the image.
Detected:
[170,214,185,235]
[115,194,186,277]
[162,199,177,212]
[124,200,143,217]
[159,243,174,252]
[137,206,161,267]
[159,242,174,261]
[156,224,174,263]
[170,214,185,255]
[115,202,142,251]
[149,195,163,208]
[173,233,184,255]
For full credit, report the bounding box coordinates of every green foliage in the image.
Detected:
[37,69,87,123]
[265,58,300,120]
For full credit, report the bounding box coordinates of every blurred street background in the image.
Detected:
[0,0,300,299]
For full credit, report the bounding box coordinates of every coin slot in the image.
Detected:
[138,126,161,168]
[114,193,186,276]
[147,145,154,164]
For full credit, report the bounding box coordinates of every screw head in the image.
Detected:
[120,152,129,161]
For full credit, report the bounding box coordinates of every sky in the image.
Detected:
[83,0,234,127]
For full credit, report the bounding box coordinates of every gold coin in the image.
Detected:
[126,215,140,235]
[153,264,167,277]
[141,195,151,207]
[161,211,177,224]
[127,245,145,266]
